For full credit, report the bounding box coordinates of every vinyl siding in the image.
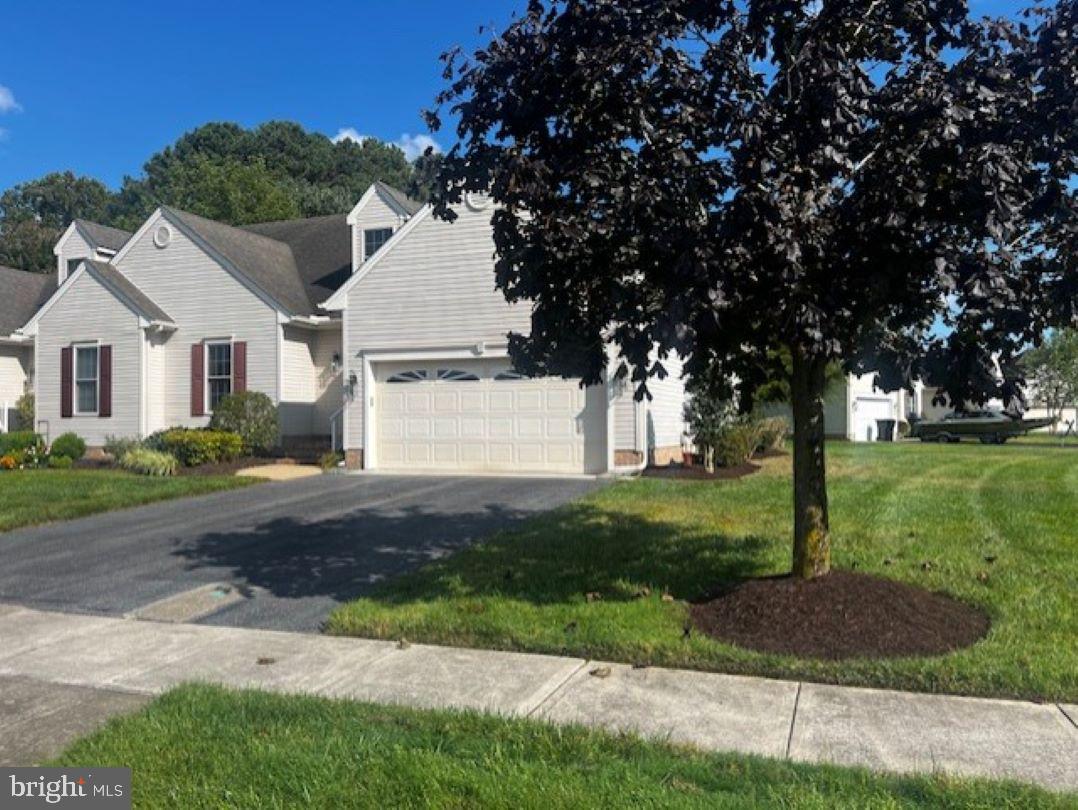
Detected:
[612,381,639,451]
[343,204,531,449]
[146,331,168,433]
[647,352,687,450]
[115,220,281,429]
[0,344,31,429]
[35,271,142,446]
[352,193,406,270]
[279,326,317,436]
[56,228,95,286]
[312,329,343,433]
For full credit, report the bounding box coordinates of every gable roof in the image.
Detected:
[241,214,351,308]
[74,220,132,253]
[374,182,424,216]
[82,260,174,325]
[163,207,314,316]
[0,266,56,336]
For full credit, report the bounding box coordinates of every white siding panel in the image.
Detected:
[0,345,31,429]
[612,381,638,451]
[312,329,343,434]
[352,193,405,270]
[343,205,531,450]
[648,353,687,450]
[36,271,142,446]
[146,331,168,434]
[115,224,280,429]
[57,228,95,286]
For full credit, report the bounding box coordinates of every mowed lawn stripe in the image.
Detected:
[328,442,1078,702]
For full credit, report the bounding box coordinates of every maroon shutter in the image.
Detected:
[98,346,112,418]
[60,347,73,418]
[191,344,205,417]
[233,341,247,394]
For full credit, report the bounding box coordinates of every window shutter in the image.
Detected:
[233,341,247,394]
[60,347,73,418]
[191,344,205,417]
[98,346,112,418]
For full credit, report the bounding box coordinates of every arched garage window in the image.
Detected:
[386,369,429,384]
[437,369,480,382]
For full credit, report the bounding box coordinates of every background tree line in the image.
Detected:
[0,121,442,273]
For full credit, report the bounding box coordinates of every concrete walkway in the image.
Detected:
[0,604,1074,792]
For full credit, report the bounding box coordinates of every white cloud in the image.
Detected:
[331,127,443,161]
[0,85,21,114]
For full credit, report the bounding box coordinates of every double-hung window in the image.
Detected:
[206,341,233,411]
[363,228,394,261]
[75,345,100,415]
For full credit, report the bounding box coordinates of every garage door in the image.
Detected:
[852,396,895,442]
[374,359,605,473]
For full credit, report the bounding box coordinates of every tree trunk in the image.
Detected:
[790,349,832,579]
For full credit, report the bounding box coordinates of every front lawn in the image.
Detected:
[0,469,256,532]
[51,684,1063,808]
[329,442,1077,702]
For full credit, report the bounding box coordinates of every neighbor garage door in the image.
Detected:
[374,359,605,473]
[851,396,895,442]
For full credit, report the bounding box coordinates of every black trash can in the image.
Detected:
[876,419,897,442]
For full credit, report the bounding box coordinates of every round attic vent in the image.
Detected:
[464,192,491,212]
[153,224,173,248]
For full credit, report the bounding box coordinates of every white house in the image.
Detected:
[3,183,688,474]
[0,266,54,432]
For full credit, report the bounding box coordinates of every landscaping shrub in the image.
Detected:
[319,451,344,471]
[755,417,789,453]
[104,435,143,463]
[47,455,74,469]
[51,432,87,462]
[14,392,34,430]
[0,431,43,456]
[0,455,16,471]
[715,418,763,468]
[120,448,178,477]
[209,392,280,455]
[155,429,243,467]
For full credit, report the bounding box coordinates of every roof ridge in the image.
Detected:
[240,212,348,229]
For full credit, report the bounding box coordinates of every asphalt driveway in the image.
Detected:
[0,474,603,632]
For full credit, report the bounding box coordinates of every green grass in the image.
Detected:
[328,442,1077,702]
[50,684,1065,809]
[0,469,256,532]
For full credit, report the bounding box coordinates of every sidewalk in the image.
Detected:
[0,604,1074,792]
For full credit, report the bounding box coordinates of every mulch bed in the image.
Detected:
[642,462,762,481]
[175,457,264,476]
[689,570,989,660]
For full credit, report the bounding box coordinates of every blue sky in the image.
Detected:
[0,0,1024,193]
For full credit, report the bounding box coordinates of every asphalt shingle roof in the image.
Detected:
[83,260,174,325]
[74,220,132,253]
[164,207,315,316]
[374,181,425,216]
[241,214,351,308]
[0,266,57,336]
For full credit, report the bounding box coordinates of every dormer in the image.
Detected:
[345,182,425,272]
[54,219,133,286]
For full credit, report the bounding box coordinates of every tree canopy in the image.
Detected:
[0,121,436,272]
[427,0,1076,578]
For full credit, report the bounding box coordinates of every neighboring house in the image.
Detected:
[0,266,55,433]
[9,183,687,473]
[763,373,926,442]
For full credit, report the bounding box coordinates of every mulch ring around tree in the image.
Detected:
[641,450,788,482]
[689,570,990,660]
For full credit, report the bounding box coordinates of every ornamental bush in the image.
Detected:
[51,432,87,462]
[152,428,243,467]
[209,392,280,455]
[104,435,143,463]
[120,448,178,477]
[0,431,43,456]
[47,455,74,469]
[755,417,789,454]
[14,392,34,430]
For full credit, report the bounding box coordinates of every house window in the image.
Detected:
[436,369,480,382]
[363,228,394,260]
[206,342,233,411]
[66,259,82,279]
[494,370,529,381]
[75,345,99,415]
[386,369,429,384]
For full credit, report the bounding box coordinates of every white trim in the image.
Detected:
[345,184,413,226]
[605,369,617,474]
[52,222,82,256]
[276,323,285,404]
[321,204,435,311]
[111,208,293,317]
[73,344,101,416]
[341,304,351,453]
[139,329,147,437]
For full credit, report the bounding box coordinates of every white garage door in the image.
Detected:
[852,396,895,442]
[374,359,606,474]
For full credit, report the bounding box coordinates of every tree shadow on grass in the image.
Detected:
[172,499,773,608]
